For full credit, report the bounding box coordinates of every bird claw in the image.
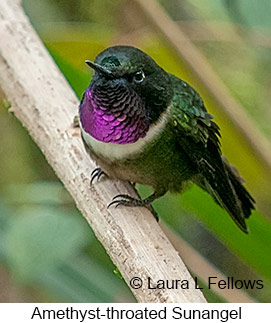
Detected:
[108,193,160,222]
[108,194,143,208]
[90,168,106,184]
[112,194,136,201]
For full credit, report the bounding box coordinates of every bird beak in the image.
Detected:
[85,60,113,78]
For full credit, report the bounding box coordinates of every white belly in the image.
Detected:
[80,110,169,161]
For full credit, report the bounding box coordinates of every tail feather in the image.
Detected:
[177,132,255,233]
[201,177,249,233]
[224,161,255,219]
[194,153,255,233]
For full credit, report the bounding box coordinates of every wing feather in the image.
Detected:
[170,76,254,232]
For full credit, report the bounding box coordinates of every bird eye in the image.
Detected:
[133,71,145,83]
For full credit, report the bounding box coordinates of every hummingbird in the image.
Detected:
[79,45,255,233]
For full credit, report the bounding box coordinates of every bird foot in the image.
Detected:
[107,193,159,221]
[108,194,146,208]
[90,167,106,184]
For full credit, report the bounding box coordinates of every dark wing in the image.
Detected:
[170,76,254,233]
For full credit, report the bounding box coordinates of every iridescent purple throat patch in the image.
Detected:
[80,86,149,144]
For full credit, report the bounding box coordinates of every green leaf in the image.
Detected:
[3,182,73,206]
[4,206,90,282]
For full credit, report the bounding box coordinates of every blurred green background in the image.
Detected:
[0,0,270,302]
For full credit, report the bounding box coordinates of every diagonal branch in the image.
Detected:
[0,0,206,302]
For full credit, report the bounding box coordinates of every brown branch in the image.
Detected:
[161,225,255,303]
[0,0,206,303]
[176,21,271,48]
